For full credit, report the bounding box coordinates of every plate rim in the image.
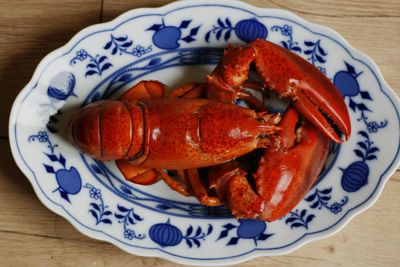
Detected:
[8,0,400,265]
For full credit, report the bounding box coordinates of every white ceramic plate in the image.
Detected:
[9,0,400,265]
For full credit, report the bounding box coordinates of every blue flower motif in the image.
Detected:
[75,49,88,61]
[124,229,135,240]
[330,202,342,214]
[132,45,147,57]
[367,121,379,133]
[281,25,292,36]
[89,187,102,199]
[37,131,49,142]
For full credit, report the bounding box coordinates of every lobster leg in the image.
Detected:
[182,169,223,206]
[168,82,206,98]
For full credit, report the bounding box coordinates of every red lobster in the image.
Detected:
[68,39,351,221]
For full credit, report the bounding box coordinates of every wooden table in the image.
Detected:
[1,0,399,266]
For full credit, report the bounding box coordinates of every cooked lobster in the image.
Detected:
[68,39,351,221]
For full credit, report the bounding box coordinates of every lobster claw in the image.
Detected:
[210,107,330,221]
[250,39,351,143]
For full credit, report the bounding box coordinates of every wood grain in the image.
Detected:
[1,0,400,266]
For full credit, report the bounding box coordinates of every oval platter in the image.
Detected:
[9,0,400,265]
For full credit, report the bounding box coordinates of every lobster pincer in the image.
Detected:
[205,39,351,143]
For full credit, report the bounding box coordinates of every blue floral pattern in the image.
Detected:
[84,183,113,225]
[28,131,82,202]
[104,34,152,57]
[70,49,113,76]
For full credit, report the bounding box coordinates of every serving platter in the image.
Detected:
[9,0,400,265]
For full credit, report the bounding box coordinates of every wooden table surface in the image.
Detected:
[1,0,399,266]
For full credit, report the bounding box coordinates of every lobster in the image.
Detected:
[68,39,351,221]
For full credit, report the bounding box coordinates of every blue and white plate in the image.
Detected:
[9,0,400,265]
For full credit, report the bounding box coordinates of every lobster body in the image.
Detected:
[68,98,278,169]
[68,39,352,221]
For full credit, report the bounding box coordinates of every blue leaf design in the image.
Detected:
[117,73,132,82]
[345,62,356,75]
[104,41,112,50]
[44,164,55,173]
[291,46,302,52]
[91,163,103,174]
[316,54,326,63]
[285,217,297,223]
[180,20,192,29]
[218,229,229,240]
[349,98,357,112]
[358,131,369,138]
[190,26,200,36]
[205,31,211,43]
[128,216,135,225]
[207,225,213,235]
[225,18,232,27]
[133,213,143,221]
[300,209,307,218]
[217,18,225,27]
[224,30,232,41]
[101,63,113,72]
[121,41,133,48]
[306,214,315,223]
[369,147,379,154]
[367,155,377,160]
[223,223,236,230]
[115,214,124,219]
[360,91,372,100]
[182,35,195,43]
[193,239,201,248]
[155,204,171,210]
[119,185,132,194]
[98,56,107,64]
[186,226,193,236]
[117,205,129,212]
[103,211,112,216]
[354,149,365,159]
[58,154,66,166]
[186,239,192,248]
[111,47,118,55]
[281,41,288,49]
[116,36,128,41]
[89,210,98,221]
[304,50,313,55]
[305,192,316,202]
[304,41,315,46]
[85,70,98,77]
[318,45,327,56]
[356,103,371,111]
[147,24,162,31]
[216,29,223,40]
[358,141,368,151]
[101,219,112,224]
[90,203,100,211]
[320,196,331,201]
[310,201,319,209]
[290,222,304,229]
[60,190,70,202]
[195,226,202,237]
[148,57,161,66]
[45,154,58,162]
[87,63,97,69]
[257,233,273,241]
[227,237,239,246]
[320,188,332,194]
